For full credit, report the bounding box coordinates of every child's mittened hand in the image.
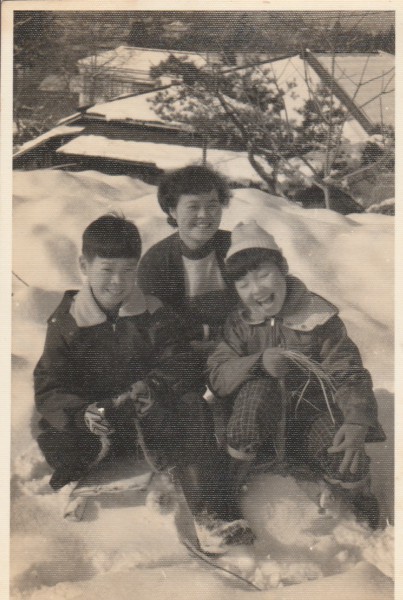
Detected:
[262,348,291,378]
[84,403,114,436]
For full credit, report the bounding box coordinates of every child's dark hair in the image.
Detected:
[226,248,288,282]
[158,164,231,227]
[82,214,142,260]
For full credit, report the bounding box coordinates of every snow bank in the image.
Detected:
[11,169,394,599]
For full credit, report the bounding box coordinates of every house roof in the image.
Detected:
[13,125,85,158]
[82,83,252,131]
[56,136,264,184]
[39,74,82,94]
[14,50,394,172]
[77,46,208,73]
[221,51,394,140]
[307,51,394,130]
[81,51,393,142]
[84,86,185,126]
[163,21,189,33]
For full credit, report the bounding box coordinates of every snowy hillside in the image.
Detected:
[11,169,394,599]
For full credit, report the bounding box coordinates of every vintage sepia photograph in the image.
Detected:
[1,2,398,598]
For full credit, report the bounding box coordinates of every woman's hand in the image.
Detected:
[327,423,368,474]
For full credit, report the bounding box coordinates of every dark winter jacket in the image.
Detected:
[137,230,238,340]
[207,276,385,443]
[34,282,204,432]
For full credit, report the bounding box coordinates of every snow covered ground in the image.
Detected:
[10,169,395,599]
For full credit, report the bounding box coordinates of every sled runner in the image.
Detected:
[173,481,264,590]
[64,455,153,521]
[179,533,264,591]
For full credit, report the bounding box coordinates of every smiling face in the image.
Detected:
[79,255,138,312]
[235,260,287,319]
[169,189,223,249]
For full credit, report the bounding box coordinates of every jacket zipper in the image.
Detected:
[270,315,288,462]
[111,320,118,390]
[270,317,276,348]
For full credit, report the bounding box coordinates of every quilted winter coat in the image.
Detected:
[207,276,385,443]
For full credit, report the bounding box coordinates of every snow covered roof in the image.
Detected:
[77,46,207,72]
[14,51,394,166]
[163,20,189,33]
[56,135,263,183]
[219,51,394,140]
[13,125,85,157]
[80,51,393,136]
[39,74,69,92]
[84,87,184,126]
[313,52,394,128]
[78,58,366,143]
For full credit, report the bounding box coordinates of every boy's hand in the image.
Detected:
[128,381,154,418]
[262,348,291,378]
[84,403,114,436]
[327,424,368,474]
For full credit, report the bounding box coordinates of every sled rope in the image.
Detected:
[112,390,162,473]
[134,414,260,591]
[12,271,30,287]
[180,536,264,591]
[133,417,162,474]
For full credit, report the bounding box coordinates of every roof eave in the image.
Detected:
[302,49,376,135]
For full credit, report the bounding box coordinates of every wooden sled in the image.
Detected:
[64,455,153,521]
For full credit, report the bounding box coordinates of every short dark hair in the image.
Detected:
[157,164,231,227]
[82,214,142,261]
[226,248,288,282]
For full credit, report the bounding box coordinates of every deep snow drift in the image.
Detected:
[11,169,394,599]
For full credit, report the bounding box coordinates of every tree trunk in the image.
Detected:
[323,185,331,210]
[202,136,208,165]
[247,148,277,194]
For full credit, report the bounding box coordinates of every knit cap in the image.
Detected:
[226,220,282,261]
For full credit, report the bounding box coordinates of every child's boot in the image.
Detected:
[175,460,255,554]
[196,450,256,551]
[350,488,380,529]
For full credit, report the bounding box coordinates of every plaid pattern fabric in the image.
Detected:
[299,413,371,485]
[225,377,371,486]
[227,377,282,455]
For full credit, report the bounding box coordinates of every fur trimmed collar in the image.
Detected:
[70,281,161,327]
[240,276,338,332]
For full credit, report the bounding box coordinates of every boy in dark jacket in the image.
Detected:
[207,221,386,529]
[34,214,256,551]
[34,214,211,500]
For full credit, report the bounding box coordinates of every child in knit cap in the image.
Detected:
[207,220,385,529]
